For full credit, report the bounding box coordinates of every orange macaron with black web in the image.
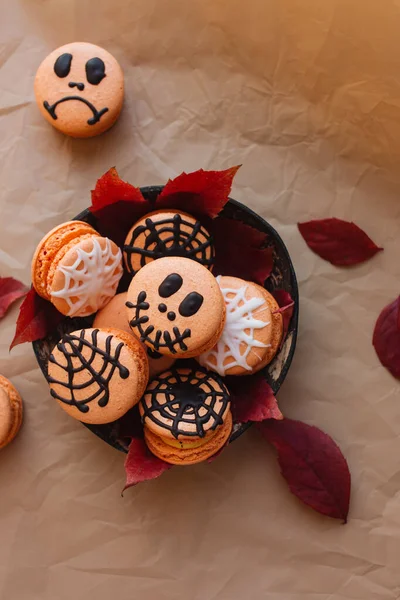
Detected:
[140,366,232,465]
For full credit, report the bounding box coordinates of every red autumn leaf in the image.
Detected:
[258,419,351,522]
[122,437,172,493]
[156,166,241,219]
[397,300,400,331]
[10,288,63,350]
[372,296,400,379]
[91,167,146,211]
[298,218,383,266]
[213,217,274,285]
[227,373,283,423]
[0,277,28,319]
[272,289,295,346]
[90,168,150,246]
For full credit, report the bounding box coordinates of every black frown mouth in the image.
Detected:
[43,96,109,125]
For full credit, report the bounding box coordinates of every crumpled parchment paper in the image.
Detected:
[1,1,400,598]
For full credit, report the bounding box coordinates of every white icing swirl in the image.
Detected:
[51,237,122,317]
[199,277,270,375]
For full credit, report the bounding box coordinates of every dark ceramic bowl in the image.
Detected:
[33,187,299,453]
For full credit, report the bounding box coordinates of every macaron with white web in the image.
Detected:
[31,221,123,317]
[197,275,283,376]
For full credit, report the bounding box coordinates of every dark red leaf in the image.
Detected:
[298,218,383,266]
[122,438,172,492]
[213,217,273,285]
[156,166,241,219]
[373,296,400,379]
[258,419,351,522]
[90,168,150,246]
[10,288,63,350]
[272,289,295,347]
[397,300,400,331]
[227,373,283,423]
[0,277,28,319]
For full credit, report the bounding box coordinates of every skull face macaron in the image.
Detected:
[126,257,226,358]
[34,42,124,138]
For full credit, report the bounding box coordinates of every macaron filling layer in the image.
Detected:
[162,430,217,450]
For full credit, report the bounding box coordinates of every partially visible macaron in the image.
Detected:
[93,292,175,378]
[0,375,23,450]
[198,275,283,376]
[34,42,124,138]
[123,210,215,275]
[46,327,149,424]
[126,257,226,358]
[140,367,232,465]
[32,221,123,317]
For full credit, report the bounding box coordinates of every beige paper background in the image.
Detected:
[1,1,400,598]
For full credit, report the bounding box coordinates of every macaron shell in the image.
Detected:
[93,292,175,378]
[123,209,214,274]
[0,375,23,450]
[198,276,283,376]
[34,42,124,138]
[47,328,148,424]
[126,256,226,358]
[144,411,233,465]
[250,286,283,374]
[50,235,123,316]
[31,220,96,299]
[139,367,230,440]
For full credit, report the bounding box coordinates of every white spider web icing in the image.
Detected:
[51,237,123,317]
[199,277,271,376]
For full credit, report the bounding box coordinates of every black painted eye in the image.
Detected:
[54,53,72,78]
[159,274,183,298]
[179,292,204,317]
[85,57,106,85]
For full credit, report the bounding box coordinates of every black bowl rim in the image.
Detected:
[32,189,299,450]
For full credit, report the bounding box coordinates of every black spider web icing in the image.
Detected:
[126,293,191,354]
[46,329,129,413]
[123,213,214,274]
[141,367,230,438]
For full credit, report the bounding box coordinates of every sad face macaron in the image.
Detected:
[34,42,124,137]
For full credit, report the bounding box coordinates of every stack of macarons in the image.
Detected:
[32,208,283,465]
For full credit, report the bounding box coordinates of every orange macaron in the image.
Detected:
[93,292,175,378]
[198,275,283,376]
[126,257,226,358]
[0,375,23,450]
[123,209,215,275]
[140,366,232,465]
[31,221,123,317]
[46,327,149,424]
[34,42,124,138]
